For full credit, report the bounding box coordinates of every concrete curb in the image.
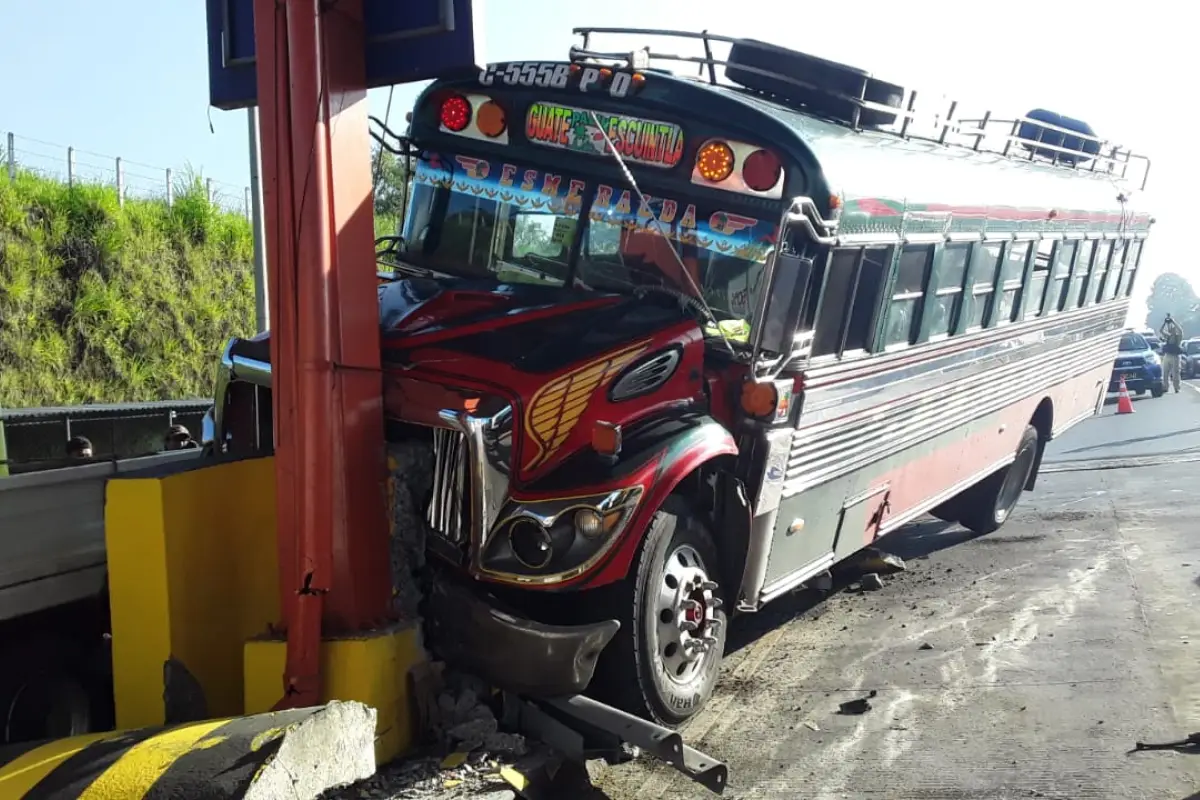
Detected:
[0,700,376,799]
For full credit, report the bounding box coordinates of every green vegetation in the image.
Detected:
[0,145,411,410]
[0,169,256,407]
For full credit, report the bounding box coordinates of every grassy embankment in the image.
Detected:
[0,169,257,408]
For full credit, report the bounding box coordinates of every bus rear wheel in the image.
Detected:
[593,499,727,727]
[955,425,1040,535]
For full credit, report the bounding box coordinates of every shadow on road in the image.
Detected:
[726,516,970,656]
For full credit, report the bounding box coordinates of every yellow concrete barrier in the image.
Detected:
[102,454,426,767]
[105,456,280,729]
[0,703,376,800]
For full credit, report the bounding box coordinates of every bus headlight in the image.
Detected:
[480,486,643,584]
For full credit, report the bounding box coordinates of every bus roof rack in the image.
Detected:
[569,28,1151,192]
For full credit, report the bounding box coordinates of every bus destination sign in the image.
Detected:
[525,102,685,170]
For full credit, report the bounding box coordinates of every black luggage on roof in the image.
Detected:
[724,39,905,128]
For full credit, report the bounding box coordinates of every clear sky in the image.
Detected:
[0,1,1188,322]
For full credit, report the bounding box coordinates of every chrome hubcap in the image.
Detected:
[654,544,722,683]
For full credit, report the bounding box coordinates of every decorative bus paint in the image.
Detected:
[206,29,1154,727]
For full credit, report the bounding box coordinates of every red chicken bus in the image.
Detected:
[206,29,1154,726]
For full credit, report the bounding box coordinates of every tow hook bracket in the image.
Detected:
[501,691,729,795]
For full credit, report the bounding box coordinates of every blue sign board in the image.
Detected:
[206,0,480,110]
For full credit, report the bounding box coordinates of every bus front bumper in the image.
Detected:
[426,578,620,697]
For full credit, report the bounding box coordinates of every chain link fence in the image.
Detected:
[2,131,250,217]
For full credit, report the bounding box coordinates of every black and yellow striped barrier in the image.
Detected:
[0,701,377,799]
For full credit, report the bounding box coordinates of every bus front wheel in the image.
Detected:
[593,498,727,727]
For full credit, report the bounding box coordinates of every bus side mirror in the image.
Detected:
[758,253,815,357]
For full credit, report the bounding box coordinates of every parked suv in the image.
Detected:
[1111,331,1165,397]
[1183,339,1200,379]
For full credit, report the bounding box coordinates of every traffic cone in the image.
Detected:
[1116,376,1135,414]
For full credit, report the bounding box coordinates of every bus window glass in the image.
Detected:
[1090,242,1112,304]
[1050,240,1076,312]
[1104,241,1126,301]
[812,250,861,357]
[882,246,931,348]
[996,242,1028,323]
[1121,242,1143,296]
[579,191,777,332]
[1066,240,1094,309]
[844,248,891,352]
[965,242,1002,329]
[403,152,580,286]
[1023,239,1054,319]
[927,244,971,338]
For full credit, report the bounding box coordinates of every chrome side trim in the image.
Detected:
[736,508,779,612]
[784,332,1120,498]
[758,552,837,607]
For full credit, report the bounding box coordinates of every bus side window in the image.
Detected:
[844,247,890,352]
[882,246,932,349]
[996,241,1029,324]
[1066,240,1093,310]
[1087,242,1113,305]
[1050,240,1076,313]
[811,249,861,357]
[1121,241,1143,296]
[1103,241,1126,301]
[926,243,971,339]
[1023,239,1054,319]
[964,242,1003,330]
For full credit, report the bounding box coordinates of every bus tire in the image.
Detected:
[594,498,727,727]
[958,424,1040,535]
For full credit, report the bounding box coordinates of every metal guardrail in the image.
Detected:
[1,399,211,427]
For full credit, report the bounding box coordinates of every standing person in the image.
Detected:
[1159,314,1184,393]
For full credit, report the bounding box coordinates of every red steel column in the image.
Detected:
[252,0,393,708]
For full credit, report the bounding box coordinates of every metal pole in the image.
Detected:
[247,106,269,333]
[116,156,125,206]
[5,132,14,181]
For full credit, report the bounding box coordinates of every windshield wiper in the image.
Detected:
[586,111,736,357]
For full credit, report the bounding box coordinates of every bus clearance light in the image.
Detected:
[742,149,782,192]
[476,100,507,138]
[696,141,735,182]
[440,95,472,132]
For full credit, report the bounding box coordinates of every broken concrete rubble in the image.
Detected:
[388,441,434,624]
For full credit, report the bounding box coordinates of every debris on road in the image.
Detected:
[855,548,908,575]
[1132,732,1200,752]
[918,642,934,651]
[860,572,885,591]
[837,690,877,715]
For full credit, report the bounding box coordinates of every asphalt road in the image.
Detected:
[1045,378,1200,464]
[595,388,1200,799]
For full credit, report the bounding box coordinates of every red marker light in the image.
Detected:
[440,95,471,132]
[742,149,782,192]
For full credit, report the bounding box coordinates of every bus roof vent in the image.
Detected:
[722,39,905,129]
[1016,110,1101,166]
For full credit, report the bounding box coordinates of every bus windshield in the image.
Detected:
[400,151,778,332]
